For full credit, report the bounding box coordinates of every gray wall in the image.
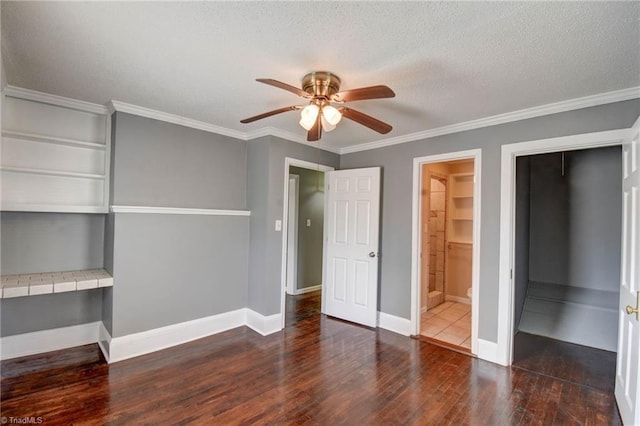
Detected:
[340,99,639,343]
[0,212,105,337]
[529,146,622,292]
[290,166,324,290]
[513,157,530,331]
[1,290,102,336]
[528,153,570,285]
[106,112,250,337]
[110,214,248,337]
[111,113,246,209]
[247,136,339,316]
[1,212,104,274]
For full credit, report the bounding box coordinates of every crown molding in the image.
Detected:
[245,126,342,154]
[3,85,109,115]
[109,100,247,140]
[340,86,640,154]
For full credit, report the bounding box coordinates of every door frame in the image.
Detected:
[280,157,334,328]
[410,149,482,355]
[286,174,300,295]
[496,128,631,366]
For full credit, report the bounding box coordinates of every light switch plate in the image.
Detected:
[306,219,311,227]
[275,220,282,231]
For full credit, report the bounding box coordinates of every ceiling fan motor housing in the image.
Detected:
[302,71,341,99]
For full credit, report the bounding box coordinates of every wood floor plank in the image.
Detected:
[0,293,622,425]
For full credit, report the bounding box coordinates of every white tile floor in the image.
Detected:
[420,301,471,350]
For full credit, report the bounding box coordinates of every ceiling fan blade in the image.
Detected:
[256,79,310,98]
[340,107,393,134]
[240,106,301,123]
[307,114,322,141]
[332,85,395,102]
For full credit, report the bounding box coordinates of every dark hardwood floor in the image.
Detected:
[1,296,621,425]
[513,332,617,393]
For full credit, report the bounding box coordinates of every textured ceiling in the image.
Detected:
[2,2,639,149]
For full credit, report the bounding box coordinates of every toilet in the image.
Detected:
[466,287,472,300]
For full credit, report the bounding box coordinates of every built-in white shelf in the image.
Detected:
[1,166,105,180]
[0,269,113,299]
[1,93,110,213]
[2,130,107,150]
[448,173,474,244]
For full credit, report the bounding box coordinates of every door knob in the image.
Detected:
[626,292,639,321]
[369,252,377,258]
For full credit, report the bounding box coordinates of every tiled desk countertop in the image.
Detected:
[1,269,113,299]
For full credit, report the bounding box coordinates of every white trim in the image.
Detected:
[477,339,500,365]
[110,205,251,216]
[245,309,283,336]
[286,175,300,296]
[108,309,246,363]
[0,321,101,360]
[109,100,247,140]
[497,128,631,366]
[110,101,341,154]
[280,157,335,329]
[294,284,322,295]
[410,149,482,356]
[445,295,471,305]
[3,85,109,115]
[340,86,640,154]
[377,312,412,336]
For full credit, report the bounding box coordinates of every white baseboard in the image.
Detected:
[0,321,101,360]
[477,338,502,365]
[108,309,246,363]
[245,309,283,336]
[294,284,322,295]
[445,295,471,305]
[377,312,411,336]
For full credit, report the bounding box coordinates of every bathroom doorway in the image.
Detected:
[410,150,481,355]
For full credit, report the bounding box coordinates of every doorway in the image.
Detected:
[496,128,631,366]
[280,158,334,328]
[411,149,481,355]
[511,147,622,391]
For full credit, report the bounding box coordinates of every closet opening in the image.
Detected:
[512,146,622,392]
[415,156,479,354]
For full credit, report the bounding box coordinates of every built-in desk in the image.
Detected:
[0,269,113,298]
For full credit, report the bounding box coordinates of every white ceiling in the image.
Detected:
[2,2,639,150]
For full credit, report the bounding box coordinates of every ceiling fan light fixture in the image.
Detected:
[322,105,342,126]
[321,114,336,132]
[299,104,319,131]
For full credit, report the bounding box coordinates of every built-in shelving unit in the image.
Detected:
[447,172,474,243]
[1,92,111,213]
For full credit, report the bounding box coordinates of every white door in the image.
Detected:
[323,167,380,327]
[616,116,640,425]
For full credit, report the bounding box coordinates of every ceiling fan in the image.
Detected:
[240,71,395,142]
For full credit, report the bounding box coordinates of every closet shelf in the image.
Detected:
[1,166,105,180]
[2,130,107,150]
[1,268,113,299]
